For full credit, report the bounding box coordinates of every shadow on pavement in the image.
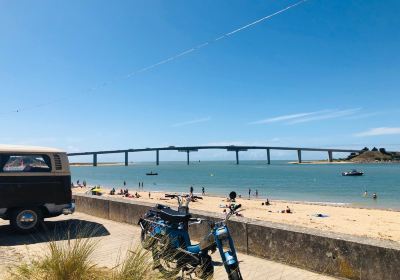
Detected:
[0,219,110,246]
[212,260,224,266]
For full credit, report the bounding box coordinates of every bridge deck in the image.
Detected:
[68,145,361,156]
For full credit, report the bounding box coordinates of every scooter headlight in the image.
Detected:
[215,227,228,240]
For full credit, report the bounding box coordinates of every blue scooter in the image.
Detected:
[210,202,243,280]
[139,193,243,280]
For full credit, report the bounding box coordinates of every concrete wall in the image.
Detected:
[73,194,400,280]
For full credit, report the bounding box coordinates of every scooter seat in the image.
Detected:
[159,208,191,224]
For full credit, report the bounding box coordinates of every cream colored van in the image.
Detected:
[0,145,74,232]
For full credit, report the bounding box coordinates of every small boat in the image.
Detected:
[342,169,364,176]
[146,171,158,176]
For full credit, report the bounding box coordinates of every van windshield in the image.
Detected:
[0,155,51,172]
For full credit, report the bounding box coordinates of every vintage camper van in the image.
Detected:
[0,145,75,232]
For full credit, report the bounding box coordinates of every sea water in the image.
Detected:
[71,161,400,210]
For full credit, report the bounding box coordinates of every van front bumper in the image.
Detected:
[62,202,75,215]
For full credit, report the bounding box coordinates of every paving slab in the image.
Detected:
[0,212,340,280]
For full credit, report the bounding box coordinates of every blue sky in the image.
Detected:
[1,0,399,162]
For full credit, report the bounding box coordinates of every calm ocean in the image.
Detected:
[71,161,400,210]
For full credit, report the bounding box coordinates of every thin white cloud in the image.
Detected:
[354,127,400,137]
[288,108,361,124]
[171,117,211,127]
[250,108,361,125]
[343,112,381,120]
[249,112,319,124]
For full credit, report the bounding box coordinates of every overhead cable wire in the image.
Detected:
[5,0,309,115]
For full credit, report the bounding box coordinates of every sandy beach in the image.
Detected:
[73,187,400,243]
[288,161,352,164]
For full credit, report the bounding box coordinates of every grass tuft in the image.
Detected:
[8,225,165,280]
[9,236,105,280]
[111,245,161,280]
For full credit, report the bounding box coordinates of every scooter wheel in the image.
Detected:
[140,228,155,249]
[196,255,214,279]
[228,264,243,280]
[151,238,180,277]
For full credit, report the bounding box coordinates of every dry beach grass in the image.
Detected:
[7,231,162,280]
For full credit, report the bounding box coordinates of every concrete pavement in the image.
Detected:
[0,212,340,280]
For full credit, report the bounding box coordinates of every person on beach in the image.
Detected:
[110,188,115,195]
[256,189,258,198]
[124,189,133,198]
[123,181,126,187]
[248,188,251,199]
[266,199,270,206]
[363,190,368,197]
[190,186,194,196]
[148,192,151,199]
[202,187,205,195]
[282,206,292,213]
[372,193,377,199]
[83,180,87,187]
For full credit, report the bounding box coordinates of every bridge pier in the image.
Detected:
[227,148,246,165]
[328,150,333,162]
[297,149,302,163]
[236,150,239,165]
[93,153,97,167]
[124,152,128,166]
[178,149,197,165]
[156,150,159,165]
[267,148,271,164]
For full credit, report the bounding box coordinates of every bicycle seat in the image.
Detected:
[159,208,192,224]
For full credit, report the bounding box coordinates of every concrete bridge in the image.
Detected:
[67,145,362,166]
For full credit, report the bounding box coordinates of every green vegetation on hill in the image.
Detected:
[346,147,400,162]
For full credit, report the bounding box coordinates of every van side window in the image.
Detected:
[0,155,51,172]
